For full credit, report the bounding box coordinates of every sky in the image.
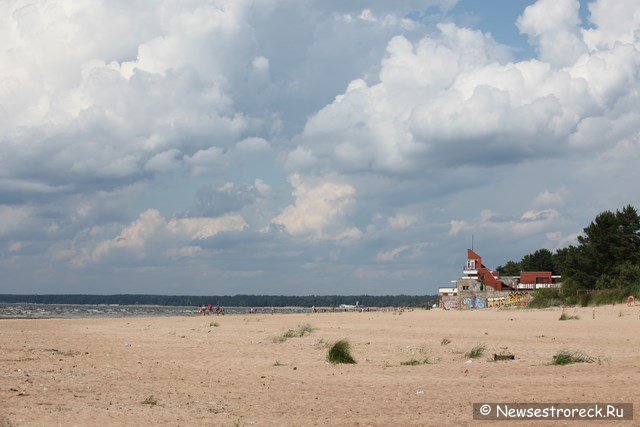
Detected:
[1,0,639,295]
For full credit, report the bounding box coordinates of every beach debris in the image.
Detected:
[124,342,132,347]
[465,359,473,364]
[493,353,515,361]
[141,395,157,406]
[416,389,425,396]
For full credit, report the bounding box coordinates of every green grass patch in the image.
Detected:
[465,344,486,359]
[327,339,356,364]
[559,313,580,321]
[440,338,451,346]
[551,350,593,365]
[209,322,219,327]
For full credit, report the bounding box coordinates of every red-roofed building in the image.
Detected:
[438,249,562,309]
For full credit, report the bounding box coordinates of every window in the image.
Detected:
[462,285,469,291]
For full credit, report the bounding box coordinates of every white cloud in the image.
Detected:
[271,174,361,241]
[3,0,640,294]
[582,0,640,50]
[184,147,228,176]
[387,213,418,229]
[449,208,561,238]
[144,149,182,172]
[88,209,246,264]
[533,187,568,207]
[376,243,427,261]
[234,137,271,154]
[517,0,587,67]
[288,3,640,177]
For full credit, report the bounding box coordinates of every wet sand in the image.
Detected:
[1,305,639,426]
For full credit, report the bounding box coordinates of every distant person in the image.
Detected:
[221,306,225,315]
[628,295,636,306]
[208,304,213,315]
[216,305,220,315]
[312,305,317,313]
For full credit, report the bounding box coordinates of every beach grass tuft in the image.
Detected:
[327,339,356,364]
[559,313,580,321]
[273,324,315,343]
[209,322,220,327]
[440,338,451,346]
[551,350,593,365]
[401,356,433,366]
[142,395,157,406]
[465,344,486,359]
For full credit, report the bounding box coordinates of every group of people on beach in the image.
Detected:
[197,304,224,316]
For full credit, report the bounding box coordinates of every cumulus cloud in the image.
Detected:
[271,174,361,241]
[0,0,259,201]
[3,0,640,294]
[517,0,588,67]
[288,1,640,176]
[234,137,271,154]
[86,209,247,264]
[533,186,569,207]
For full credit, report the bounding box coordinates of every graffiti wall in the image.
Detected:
[441,291,532,310]
[462,296,486,309]
[442,299,459,309]
[487,292,530,308]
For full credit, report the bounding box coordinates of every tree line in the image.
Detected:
[0,294,439,308]
[497,204,640,306]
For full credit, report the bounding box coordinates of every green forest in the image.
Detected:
[497,204,640,306]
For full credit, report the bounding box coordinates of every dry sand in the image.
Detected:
[1,305,639,426]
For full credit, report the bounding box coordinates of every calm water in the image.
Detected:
[0,303,311,319]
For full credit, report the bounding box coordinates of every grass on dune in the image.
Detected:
[559,313,580,321]
[400,355,434,366]
[465,344,486,359]
[551,350,593,365]
[327,339,356,364]
[273,324,315,343]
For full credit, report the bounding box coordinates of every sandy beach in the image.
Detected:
[1,305,639,426]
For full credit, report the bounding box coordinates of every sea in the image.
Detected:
[0,303,311,319]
